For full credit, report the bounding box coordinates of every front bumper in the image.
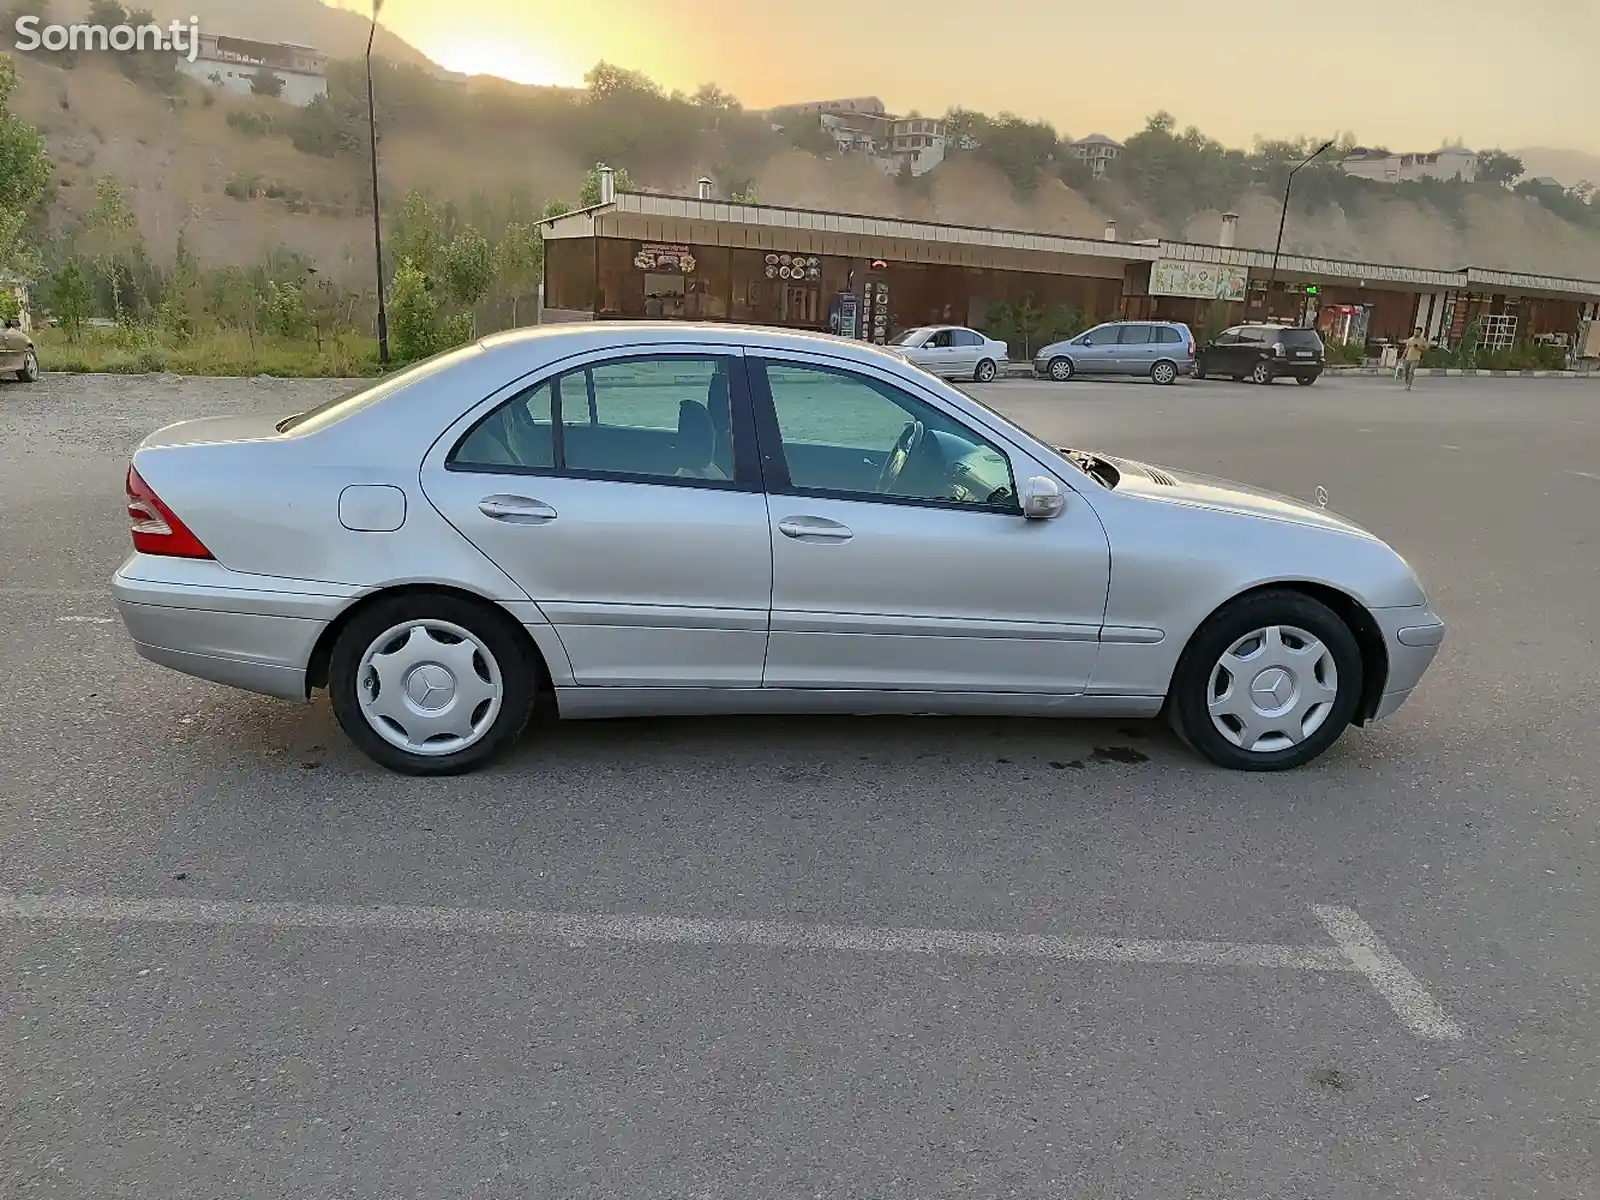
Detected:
[1366,603,1446,722]
[112,555,357,701]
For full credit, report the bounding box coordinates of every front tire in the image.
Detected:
[1151,360,1178,386]
[1192,361,1208,380]
[974,358,997,383]
[1047,356,1074,382]
[328,592,537,776]
[1167,589,1363,771]
[17,350,38,382]
[1249,361,1274,385]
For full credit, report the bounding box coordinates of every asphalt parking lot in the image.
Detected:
[3,369,1598,1198]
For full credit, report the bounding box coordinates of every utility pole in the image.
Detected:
[366,0,390,365]
[1266,139,1335,322]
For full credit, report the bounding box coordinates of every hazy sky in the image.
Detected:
[341,0,1596,154]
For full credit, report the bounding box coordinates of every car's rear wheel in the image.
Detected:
[974,358,997,383]
[1167,589,1363,771]
[328,592,537,776]
[1249,361,1274,385]
[1151,360,1178,386]
[17,350,38,382]
[1047,356,1074,382]
[1296,373,1319,386]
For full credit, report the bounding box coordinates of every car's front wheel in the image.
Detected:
[1249,361,1274,385]
[1167,589,1363,771]
[1192,360,1208,380]
[328,592,538,775]
[1047,356,1074,382]
[974,358,997,383]
[17,350,38,382]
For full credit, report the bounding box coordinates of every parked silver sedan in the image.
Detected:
[886,325,1009,382]
[113,323,1444,776]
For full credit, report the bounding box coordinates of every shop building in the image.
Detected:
[539,180,1600,355]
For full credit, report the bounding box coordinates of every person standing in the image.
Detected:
[1400,327,1429,390]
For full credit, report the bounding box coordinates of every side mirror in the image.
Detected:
[1021,476,1065,520]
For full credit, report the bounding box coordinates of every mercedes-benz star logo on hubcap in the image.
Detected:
[405,664,455,710]
[1251,667,1292,709]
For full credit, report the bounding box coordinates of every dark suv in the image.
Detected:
[1194,324,1325,386]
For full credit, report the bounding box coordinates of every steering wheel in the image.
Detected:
[876,419,926,494]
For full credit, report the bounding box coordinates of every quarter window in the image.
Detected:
[450,355,739,484]
[757,360,1018,510]
[1155,326,1184,344]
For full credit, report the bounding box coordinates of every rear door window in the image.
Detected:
[1117,325,1153,345]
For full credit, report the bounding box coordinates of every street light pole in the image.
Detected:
[1265,139,1335,320]
[366,1,389,366]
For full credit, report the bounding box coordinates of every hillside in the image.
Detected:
[153,0,442,71]
[10,49,1600,290]
[1512,147,1600,190]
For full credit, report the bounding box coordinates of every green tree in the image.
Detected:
[157,257,205,342]
[248,65,286,99]
[265,280,310,339]
[390,189,443,276]
[1,54,52,273]
[210,266,262,346]
[83,176,139,321]
[1476,149,1524,187]
[494,221,541,327]
[389,256,441,361]
[46,259,92,336]
[440,225,493,332]
[578,162,635,206]
[0,288,19,322]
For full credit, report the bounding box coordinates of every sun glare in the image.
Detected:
[427,38,577,87]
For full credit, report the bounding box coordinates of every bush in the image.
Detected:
[1324,340,1365,365]
[226,109,275,138]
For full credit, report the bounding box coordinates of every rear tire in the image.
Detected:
[1047,356,1074,382]
[1296,373,1319,387]
[328,591,538,776]
[974,358,997,383]
[1249,361,1274,385]
[1151,360,1178,386]
[1168,589,1363,772]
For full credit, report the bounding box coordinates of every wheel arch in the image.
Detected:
[1170,580,1389,726]
[305,582,555,699]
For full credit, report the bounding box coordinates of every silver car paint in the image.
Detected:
[112,321,1442,731]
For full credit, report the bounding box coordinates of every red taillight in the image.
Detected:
[1186,337,1195,357]
[126,465,212,559]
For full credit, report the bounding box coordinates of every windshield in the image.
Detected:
[276,343,479,433]
[888,328,928,346]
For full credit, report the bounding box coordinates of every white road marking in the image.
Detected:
[1313,904,1464,1042]
[2,893,1463,1039]
[56,615,115,624]
[1567,470,1600,481]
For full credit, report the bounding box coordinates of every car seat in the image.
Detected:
[675,399,728,480]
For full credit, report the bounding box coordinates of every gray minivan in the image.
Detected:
[1033,320,1196,385]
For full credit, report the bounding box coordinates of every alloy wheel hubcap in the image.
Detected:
[357,619,503,756]
[1207,624,1338,753]
[1155,363,1175,383]
[1051,361,1071,380]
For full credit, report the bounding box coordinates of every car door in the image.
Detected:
[949,328,982,375]
[920,328,958,376]
[1074,324,1116,375]
[1206,328,1242,375]
[748,354,1111,693]
[419,349,774,687]
[1115,323,1155,375]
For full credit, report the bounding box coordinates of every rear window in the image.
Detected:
[1280,328,1324,349]
[276,342,478,434]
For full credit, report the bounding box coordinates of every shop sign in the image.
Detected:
[1151,259,1248,302]
[634,243,696,273]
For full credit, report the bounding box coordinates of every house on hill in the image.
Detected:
[1065,134,1126,179]
[175,34,330,107]
[1340,145,1478,184]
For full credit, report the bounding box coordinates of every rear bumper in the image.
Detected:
[1365,603,1446,723]
[1275,360,1324,378]
[111,555,357,701]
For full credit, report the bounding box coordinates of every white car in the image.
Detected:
[887,325,1009,383]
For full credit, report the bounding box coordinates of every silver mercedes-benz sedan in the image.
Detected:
[112,322,1444,776]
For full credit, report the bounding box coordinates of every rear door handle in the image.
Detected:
[478,494,558,524]
[778,516,853,543]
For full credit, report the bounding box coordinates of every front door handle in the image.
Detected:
[478,494,558,524]
[778,516,853,543]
